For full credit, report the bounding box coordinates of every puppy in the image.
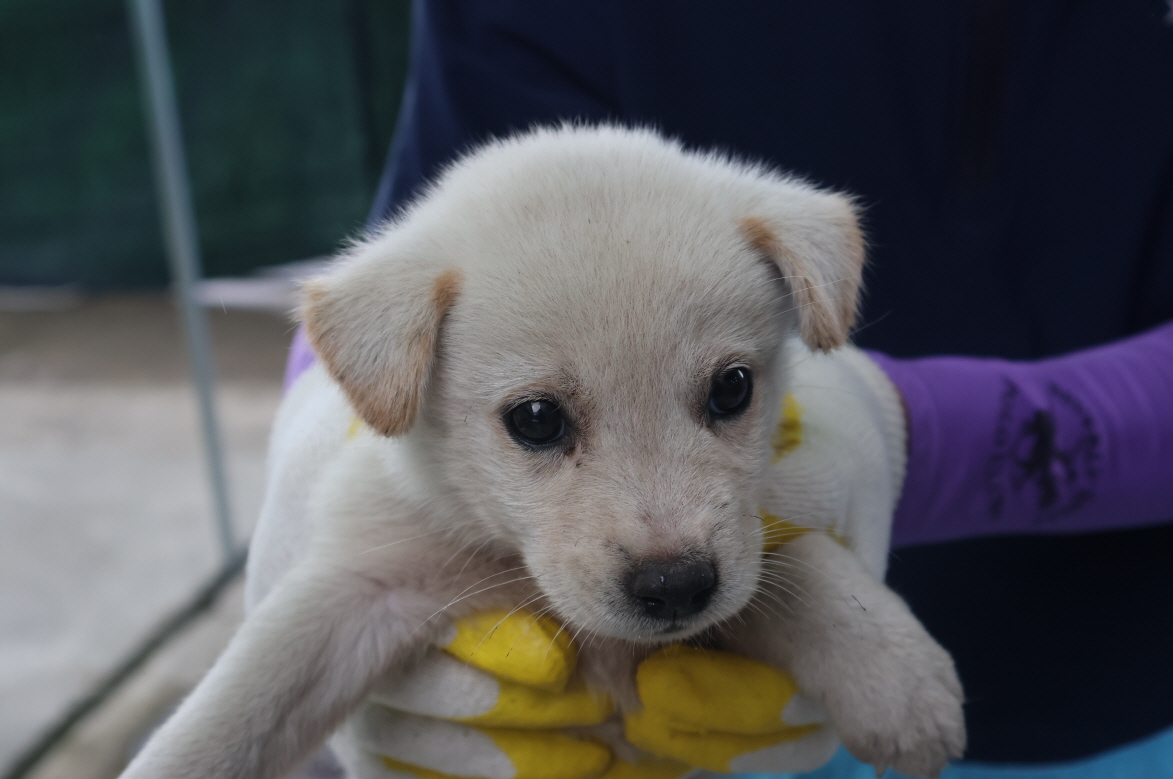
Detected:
[120,125,964,779]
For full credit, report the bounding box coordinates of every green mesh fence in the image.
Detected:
[0,0,409,288]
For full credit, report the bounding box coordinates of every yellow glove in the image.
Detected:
[350,608,836,779]
[349,609,684,779]
[624,646,839,774]
[758,341,907,578]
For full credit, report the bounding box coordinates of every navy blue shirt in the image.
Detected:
[370,1,1173,763]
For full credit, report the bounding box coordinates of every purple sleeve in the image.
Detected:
[871,321,1173,548]
[283,326,316,391]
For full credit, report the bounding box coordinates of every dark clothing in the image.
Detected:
[370,1,1173,763]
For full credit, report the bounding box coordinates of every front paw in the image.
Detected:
[828,629,965,778]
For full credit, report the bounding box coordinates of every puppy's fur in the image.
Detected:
[120,126,964,779]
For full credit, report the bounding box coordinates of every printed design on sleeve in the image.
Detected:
[985,379,1100,523]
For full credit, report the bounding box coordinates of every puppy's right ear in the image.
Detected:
[301,245,462,437]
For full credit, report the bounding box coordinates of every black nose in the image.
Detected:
[628,557,717,621]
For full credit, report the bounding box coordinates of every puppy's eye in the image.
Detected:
[506,399,566,447]
[708,366,753,417]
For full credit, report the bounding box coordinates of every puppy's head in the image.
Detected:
[304,126,863,642]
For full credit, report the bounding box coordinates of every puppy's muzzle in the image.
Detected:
[627,556,717,622]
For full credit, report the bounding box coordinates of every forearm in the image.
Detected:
[872,321,1173,548]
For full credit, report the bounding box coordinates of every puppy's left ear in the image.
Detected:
[740,190,864,351]
[301,243,462,437]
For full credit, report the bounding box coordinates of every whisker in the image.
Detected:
[467,593,546,661]
[755,563,815,596]
[357,526,451,556]
[457,537,501,580]
[541,619,570,665]
[761,550,836,580]
[762,581,811,609]
[412,573,536,636]
[446,566,529,603]
[743,598,781,621]
[439,535,494,575]
[755,581,804,608]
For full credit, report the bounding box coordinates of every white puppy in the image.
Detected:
[120,125,964,779]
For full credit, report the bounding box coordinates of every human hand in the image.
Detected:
[348,609,843,779]
[347,609,625,779]
[758,341,907,577]
[624,645,839,774]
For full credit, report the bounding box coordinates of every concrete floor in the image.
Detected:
[0,295,293,777]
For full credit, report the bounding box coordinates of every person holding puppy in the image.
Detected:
[281,2,1173,777]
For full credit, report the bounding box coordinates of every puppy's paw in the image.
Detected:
[828,631,965,778]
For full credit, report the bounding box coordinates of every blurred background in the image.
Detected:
[0,2,410,776]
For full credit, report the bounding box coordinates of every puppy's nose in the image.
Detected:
[628,557,717,621]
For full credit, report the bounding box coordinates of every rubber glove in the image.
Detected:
[623,645,839,774]
[758,340,907,578]
[347,609,687,779]
[348,609,832,779]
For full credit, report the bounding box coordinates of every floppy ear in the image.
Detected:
[301,244,462,437]
[739,191,864,351]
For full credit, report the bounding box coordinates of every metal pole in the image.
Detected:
[126,0,236,561]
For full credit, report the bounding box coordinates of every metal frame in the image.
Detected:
[127,0,237,562]
[2,3,243,776]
